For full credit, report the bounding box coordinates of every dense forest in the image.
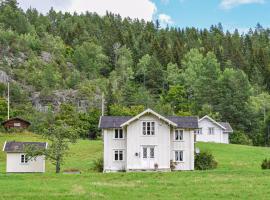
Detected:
[0,0,270,145]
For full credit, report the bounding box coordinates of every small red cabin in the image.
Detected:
[2,117,31,129]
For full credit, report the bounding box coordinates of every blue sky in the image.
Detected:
[152,0,269,31]
[17,0,270,32]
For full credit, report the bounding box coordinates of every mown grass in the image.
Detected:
[0,133,270,199]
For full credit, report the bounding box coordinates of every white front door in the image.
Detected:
[141,146,155,169]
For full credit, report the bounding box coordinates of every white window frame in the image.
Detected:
[14,123,21,127]
[208,127,215,135]
[174,129,184,141]
[20,154,28,164]
[194,128,202,135]
[174,150,184,162]
[142,121,155,136]
[114,150,124,161]
[114,129,124,139]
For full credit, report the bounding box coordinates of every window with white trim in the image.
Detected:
[208,127,214,135]
[175,129,184,141]
[21,154,28,164]
[175,151,183,162]
[114,129,124,139]
[194,128,202,135]
[114,150,123,161]
[142,122,155,135]
[150,147,155,158]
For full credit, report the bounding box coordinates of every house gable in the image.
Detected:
[120,108,177,128]
[199,115,226,130]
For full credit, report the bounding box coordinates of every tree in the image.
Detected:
[0,97,7,122]
[161,85,189,114]
[73,42,109,79]
[44,121,78,173]
[217,68,252,131]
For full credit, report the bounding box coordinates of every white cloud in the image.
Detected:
[17,0,157,21]
[158,13,174,27]
[220,0,265,9]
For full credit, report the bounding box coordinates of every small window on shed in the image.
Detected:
[14,123,21,127]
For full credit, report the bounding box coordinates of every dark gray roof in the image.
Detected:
[99,116,198,129]
[3,141,47,152]
[99,116,132,129]
[218,122,233,132]
[167,116,199,129]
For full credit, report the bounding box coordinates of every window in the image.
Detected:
[208,127,214,135]
[14,123,21,127]
[175,129,183,141]
[142,121,155,135]
[114,150,124,161]
[194,128,202,135]
[21,154,28,164]
[143,147,147,158]
[175,151,183,162]
[150,147,155,158]
[114,129,124,139]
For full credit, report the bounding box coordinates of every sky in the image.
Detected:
[17,0,270,32]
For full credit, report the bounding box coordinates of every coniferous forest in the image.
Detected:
[1,0,270,145]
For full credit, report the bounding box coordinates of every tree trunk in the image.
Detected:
[56,158,60,173]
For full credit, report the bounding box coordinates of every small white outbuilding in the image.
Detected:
[2,141,47,173]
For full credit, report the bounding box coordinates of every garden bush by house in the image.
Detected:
[261,159,270,169]
[195,151,218,170]
[92,157,103,172]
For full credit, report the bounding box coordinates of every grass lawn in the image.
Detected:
[1,133,270,199]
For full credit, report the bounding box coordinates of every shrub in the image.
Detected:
[92,157,103,172]
[195,151,218,170]
[261,159,270,169]
[230,131,253,146]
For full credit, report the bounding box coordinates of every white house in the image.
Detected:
[99,108,198,172]
[3,141,47,173]
[197,115,233,144]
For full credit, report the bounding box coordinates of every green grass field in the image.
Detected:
[1,132,270,200]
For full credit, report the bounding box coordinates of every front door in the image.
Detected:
[141,146,155,169]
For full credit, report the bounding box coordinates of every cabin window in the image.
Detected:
[114,129,124,139]
[114,150,124,161]
[175,151,183,162]
[142,121,155,135]
[14,123,21,127]
[208,127,214,135]
[21,154,28,164]
[175,129,184,141]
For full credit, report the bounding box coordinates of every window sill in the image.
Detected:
[174,161,184,163]
[173,140,184,142]
[113,138,125,140]
[141,135,155,137]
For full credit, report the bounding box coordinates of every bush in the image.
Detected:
[195,151,218,170]
[230,131,253,145]
[92,157,103,172]
[261,159,270,169]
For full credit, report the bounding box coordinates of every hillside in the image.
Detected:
[0,1,270,145]
[1,133,270,199]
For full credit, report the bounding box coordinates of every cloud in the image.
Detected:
[220,0,265,9]
[158,13,174,27]
[17,0,157,21]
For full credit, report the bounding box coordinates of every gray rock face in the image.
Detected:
[31,89,96,112]
[0,70,9,84]
[41,51,52,63]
